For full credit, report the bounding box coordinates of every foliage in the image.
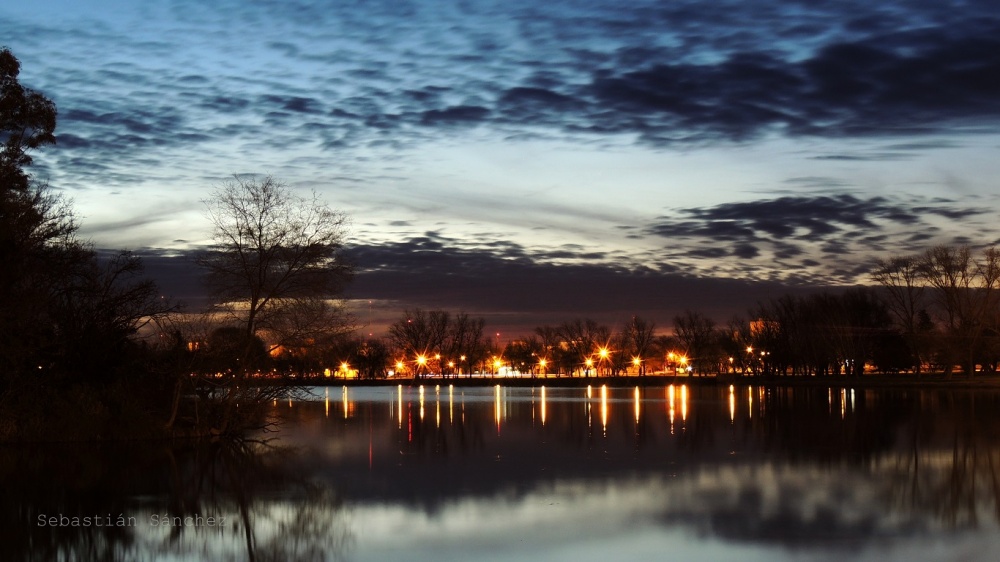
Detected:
[740,288,894,377]
[0,47,56,192]
[0,48,174,441]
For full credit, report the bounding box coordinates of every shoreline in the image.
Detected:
[306,373,1000,389]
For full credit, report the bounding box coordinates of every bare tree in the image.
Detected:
[387,309,450,378]
[443,312,488,376]
[620,316,657,375]
[196,175,352,435]
[198,175,353,356]
[557,319,611,376]
[871,255,928,374]
[920,245,1000,376]
[673,310,718,375]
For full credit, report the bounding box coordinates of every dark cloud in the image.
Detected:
[261,95,322,114]
[5,0,998,314]
[642,194,995,281]
[809,153,913,161]
[10,0,999,191]
[419,105,491,126]
[133,237,807,336]
[341,238,808,333]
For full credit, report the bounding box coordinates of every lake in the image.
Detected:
[5,383,1000,561]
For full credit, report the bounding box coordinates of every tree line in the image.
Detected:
[328,244,1000,380]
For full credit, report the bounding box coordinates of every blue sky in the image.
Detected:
[4,0,1000,334]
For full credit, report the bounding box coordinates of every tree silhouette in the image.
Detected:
[199,174,353,352]
[0,48,172,441]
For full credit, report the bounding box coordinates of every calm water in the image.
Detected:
[5,384,1000,561]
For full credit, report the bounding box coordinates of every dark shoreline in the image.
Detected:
[306,373,1000,389]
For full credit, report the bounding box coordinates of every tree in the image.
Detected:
[442,312,488,376]
[557,318,611,376]
[0,48,176,440]
[1,47,57,193]
[673,310,719,375]
[920,245,1000,376]
[504,336,544,376]
[620,316,656,375]
[0,47,68,378]
[195,175,353,435]
[387,309,449,377]
[198,174,353,358]
[387,309,489,377]
[871,255,929,374]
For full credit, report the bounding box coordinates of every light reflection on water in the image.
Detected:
[6,384,1000,561]
[279,384,1000,561]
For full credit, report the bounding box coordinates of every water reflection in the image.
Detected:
[8,385,1000,560]
[1,439,351,562]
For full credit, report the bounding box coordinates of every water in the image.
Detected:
[5,384,1000,561]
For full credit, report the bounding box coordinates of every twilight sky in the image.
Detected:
[4,0,1000,336]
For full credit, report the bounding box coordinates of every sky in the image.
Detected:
[3,0,1000,336]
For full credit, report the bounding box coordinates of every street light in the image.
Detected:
[416,354,427,378]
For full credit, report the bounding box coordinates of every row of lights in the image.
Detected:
[333,347,724,376]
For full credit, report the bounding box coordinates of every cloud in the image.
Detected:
[642,194,996,281]
[5,0,999,319]
[12,0,1000,190]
